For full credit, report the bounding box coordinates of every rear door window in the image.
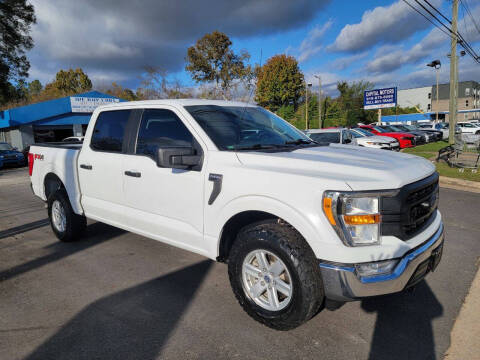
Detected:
[90,110,131,152]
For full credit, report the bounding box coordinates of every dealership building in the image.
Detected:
[0,91,123,150]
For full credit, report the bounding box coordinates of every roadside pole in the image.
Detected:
[448,0,458,145]
[314,75,322,128]
[377,108,382,124]
[305,83,309,130]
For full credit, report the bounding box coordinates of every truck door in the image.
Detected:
[122,107,206,254]
[78,109,132,224]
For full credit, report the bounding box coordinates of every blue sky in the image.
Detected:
[27,0,480,96]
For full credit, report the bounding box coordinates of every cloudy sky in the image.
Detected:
[27,0,480,95]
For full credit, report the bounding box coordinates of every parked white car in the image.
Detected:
[457,122,480,134]
[62,136,85,143]
[305,128,357,145]
[28,100,444,330]
[349,128,400,150]
[417,122,449,140]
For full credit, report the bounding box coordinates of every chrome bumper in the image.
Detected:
[319,223,444,301]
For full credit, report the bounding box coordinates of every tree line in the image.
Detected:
[1,3,417,127]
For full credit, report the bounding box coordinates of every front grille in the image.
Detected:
[381,173,439,240]
[5,155,16,160]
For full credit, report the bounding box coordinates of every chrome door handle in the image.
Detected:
[125,171,141,178]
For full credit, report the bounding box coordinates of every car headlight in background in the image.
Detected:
[323,191,382,246]
[365,141,381,145]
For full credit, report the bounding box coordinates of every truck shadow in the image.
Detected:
[0,222,125,282]
[24,260,212,360]
[361,281,443,360]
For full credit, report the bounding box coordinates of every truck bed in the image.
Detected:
[29,143,84,215]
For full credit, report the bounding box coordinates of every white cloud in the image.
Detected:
[328,0,442,52]
[298,20,333,62]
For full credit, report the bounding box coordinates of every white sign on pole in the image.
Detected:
[70,97,120,113]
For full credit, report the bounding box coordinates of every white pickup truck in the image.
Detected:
[29,100,444,330]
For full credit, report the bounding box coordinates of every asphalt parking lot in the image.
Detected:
[1,167,479,360]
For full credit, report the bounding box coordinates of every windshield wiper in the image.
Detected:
[233,144,286,151]
[284,139,315,145]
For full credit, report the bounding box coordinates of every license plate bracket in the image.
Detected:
[429,243,443,272]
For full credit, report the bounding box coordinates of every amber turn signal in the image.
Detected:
[323,197,336,226]
[343,214,381,225]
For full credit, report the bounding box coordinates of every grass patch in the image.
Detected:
[402,140,480,182]
[408,152,435,160]
[403,141,450,153]
[436,162,480,182]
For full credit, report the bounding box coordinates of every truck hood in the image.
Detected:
[236,144,435,191]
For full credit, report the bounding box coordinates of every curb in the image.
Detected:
[444,264,480,359]
[439,176,480,193]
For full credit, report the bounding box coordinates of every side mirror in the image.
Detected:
[156,146,201,169]
[344,139,352,144]
[13,147,18,151]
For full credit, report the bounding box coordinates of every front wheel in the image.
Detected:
[228,220,324,330]
[47,189,86,242]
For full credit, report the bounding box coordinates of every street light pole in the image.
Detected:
[305,82,312,130]
[427,60,441,123]
[314,75,322,128]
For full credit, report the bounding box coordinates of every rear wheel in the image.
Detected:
[47,189,86,242]
[228,220,324,330]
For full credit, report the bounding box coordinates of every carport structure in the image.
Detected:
[0,91,123,151]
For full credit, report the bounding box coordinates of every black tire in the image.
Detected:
[47,189,86,242]
[228,220,324,330]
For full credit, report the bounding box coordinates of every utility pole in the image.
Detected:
[305,82,312,130]
[314,75,322,128]
[448,0,458,145]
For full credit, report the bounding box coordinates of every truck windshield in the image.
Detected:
[0,143,13,151]
[185,105,314,150]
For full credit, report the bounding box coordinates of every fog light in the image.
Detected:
[355,259,398,277]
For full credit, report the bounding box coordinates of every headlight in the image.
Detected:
[0,155,4,159]
[323,191,382,246]
[365,141,381,145]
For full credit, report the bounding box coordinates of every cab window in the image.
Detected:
[136,109,193,159]
[91,110,131,152]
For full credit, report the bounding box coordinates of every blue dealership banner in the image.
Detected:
[363,87,397,110]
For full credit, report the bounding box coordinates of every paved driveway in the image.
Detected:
[0,168,479,360]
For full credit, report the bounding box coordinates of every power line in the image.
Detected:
[423,0,451,24]
[401,0,453,39]
[460,0,480,36]
[402,0,480,63]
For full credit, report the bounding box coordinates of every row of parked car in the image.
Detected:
[305,122,451,150]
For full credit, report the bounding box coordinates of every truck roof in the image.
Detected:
[96,99,258,111]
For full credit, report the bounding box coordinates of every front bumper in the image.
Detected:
[319,222,444,301]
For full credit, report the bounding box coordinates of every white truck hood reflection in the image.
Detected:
[236,144,435,191]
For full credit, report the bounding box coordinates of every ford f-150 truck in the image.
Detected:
[29,100,444,330]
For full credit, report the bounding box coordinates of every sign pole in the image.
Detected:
[377,108,382,125]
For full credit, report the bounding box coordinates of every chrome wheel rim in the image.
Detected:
[242,249,293,311]
[51,200,66,233]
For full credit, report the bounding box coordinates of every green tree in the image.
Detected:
[255,55,304,112]
[28,79,42,96]
[336,80,376,126]
[186,31,252,99]
[46,68,92,95]
[0,0,36,104]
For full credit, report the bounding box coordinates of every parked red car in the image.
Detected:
[359,125,415,149]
